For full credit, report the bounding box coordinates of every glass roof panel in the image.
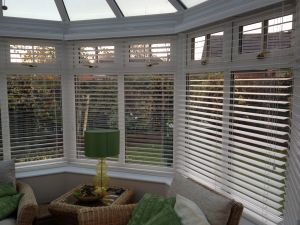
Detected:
[115,0,177,17]
[63,0,116,21]
[3,0,61,21]
[181,0,208,8]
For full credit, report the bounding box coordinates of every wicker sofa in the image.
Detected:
[0,182,38,225]
[76,174,244,225]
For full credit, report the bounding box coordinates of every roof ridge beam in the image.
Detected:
[168,0,186,11]
[106,0,124,19]
[54,0,70,22]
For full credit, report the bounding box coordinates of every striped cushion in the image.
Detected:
[0,183,17,198]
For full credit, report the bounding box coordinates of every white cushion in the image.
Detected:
[175,194,210,225]
[0,218,16,225]
[169,174,233,225]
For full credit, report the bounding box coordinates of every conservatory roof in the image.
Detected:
[2,0,208,21]
[0,0,283,40]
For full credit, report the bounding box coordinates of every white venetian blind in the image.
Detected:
[7,74,63,162]
[239,14,293,54]
[9,44,56,64]
[283,73,300,225]
[124,74,174,167]
[226,69,292,225]
[77,46,115,64]
[192,31,224,61]
[177,72,225,187]
[177,5,295,225]
[129,42,171,63]
[75,75,118,158]
[282,2,300,224]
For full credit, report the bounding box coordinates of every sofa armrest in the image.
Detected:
[78,204,136,225]
[227,201,244,225]
[16,181,38,225]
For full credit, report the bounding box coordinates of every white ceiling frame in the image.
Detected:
[54,0,70,22]
[0,0,284,40]
[168,0,186,11]
[106,0,124,19]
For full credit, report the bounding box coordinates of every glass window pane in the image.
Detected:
[75,75,118,160]
[267,15,293,49]
[115,0,176,17]
[193,36,206,60]
[209,32,223,58]
[8,75,63,162]
[125,74,174,167]
[241,22,262,53]
[3,0,61,21]
[181,0,208,8]
[64,0,115,21]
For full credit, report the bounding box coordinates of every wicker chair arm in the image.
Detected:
[227,201,244,225]
[16,181,38,225]
[77,204,136,225]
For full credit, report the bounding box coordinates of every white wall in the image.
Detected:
[18,172,168,204]
[19,172,257,225]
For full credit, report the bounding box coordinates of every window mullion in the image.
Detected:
[61,73,77,161]
[174,33,187,171]
[221,71,232,190]
[221,22,234,191]
[118,74,125,165]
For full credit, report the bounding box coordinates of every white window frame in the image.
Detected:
[232,6,294,63]
[72,40,120,69]
[187,24,226,67]
[4,38,62,72]
[125,36,176,69]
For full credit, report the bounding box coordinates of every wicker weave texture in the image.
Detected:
[48,186,134,225]
[16,181,38,225]
[49,183,243,225]
[78,204,136,225]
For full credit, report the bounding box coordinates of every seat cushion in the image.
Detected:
[174,194,210,225]
[0,193,23,220]
[127,193,176,225]
[168,174,234,225]
[0,183,17,198]
[144,205,182,225]
[0,160,16,187]
[0,218,16,225]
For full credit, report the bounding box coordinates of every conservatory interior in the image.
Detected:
[0,0,299,225]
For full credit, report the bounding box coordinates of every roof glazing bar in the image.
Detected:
[106,0,124,18]
[54,0,70,22]
[168,0,186,11]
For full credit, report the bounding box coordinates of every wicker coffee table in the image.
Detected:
[49,184,134,225]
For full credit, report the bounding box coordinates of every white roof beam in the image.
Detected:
[168,0,186,11]
[106,0,124,19]
[54,0,70,22]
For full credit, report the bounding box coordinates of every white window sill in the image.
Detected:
[16,164,173,186]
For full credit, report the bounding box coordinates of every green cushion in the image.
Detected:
[0,193,23,220]
[145,205,182,225]
[127,193,176,225]
[0,183,17,198]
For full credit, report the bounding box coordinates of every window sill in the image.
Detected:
[16,163,173,186]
